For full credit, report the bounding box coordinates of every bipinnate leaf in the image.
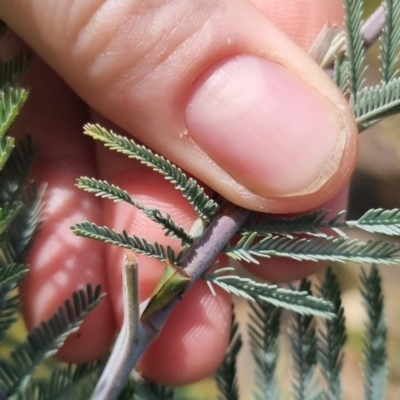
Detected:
[344,0,366,105]
[243,208,400,240]
[289,280,321,400]
[241,210,344,238]
[225,234,400,265]
[248,298,281,400]
[0,284,104,397]
[0,295,20,341]
[346,208,400,235]
[0,263,29,292]
[0,202,21,235]
[0,87,28,138]
[360,266,388,400]
[0,53,31,91]
[355,78,400,129]
[215,311,242,400]
[317,267,346,400]
[205,273,334,318]
[379,0,400,83]
[16,362,104,400]
[72,221,182,263]
[3,182,44,265]
[0,136,37,203]
[83,123,219,222]
[76,177,193,246]
[335,56,350,94]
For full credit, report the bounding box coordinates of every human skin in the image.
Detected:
[0,0,357,385]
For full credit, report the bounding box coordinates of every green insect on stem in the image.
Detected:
[140,261,191,322]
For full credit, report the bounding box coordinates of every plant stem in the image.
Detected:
[144,203,250,331]
[91,204,249,400]
[323,4,385,76]
[90,254,139,400]
[361,4,385,50]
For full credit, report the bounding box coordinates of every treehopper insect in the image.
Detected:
[140,261,190,322]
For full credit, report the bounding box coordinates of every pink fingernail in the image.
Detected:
[185,55,345,197]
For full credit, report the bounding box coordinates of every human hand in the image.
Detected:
[0,0,357,385]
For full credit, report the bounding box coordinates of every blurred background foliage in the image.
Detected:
[318,1,400,398]
[346,1,400,398]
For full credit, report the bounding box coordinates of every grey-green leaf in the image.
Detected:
[0,87,29,138]
[0,285,104,397]
[83,124,219,221]
[205,274,334,318]
[76,177,193,246]
[225,235,400,265]
[379,0,400,82]
[344,0,367,105]
[71,221,182,263]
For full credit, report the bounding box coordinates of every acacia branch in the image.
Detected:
[91,6,387,399]
[91,204,249,400]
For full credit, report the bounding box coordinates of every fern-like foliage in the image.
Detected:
[0,136,37,203]
[0,202,21,235]
[242,210,344,238]
[344,0,366,104]
[0,284,104,397]
[0,84,30,183]
[0,53,31,91]
[360,266,388,400]
[345,208,400,235]
[204,272,334,318]
[128,380,193,400]
[72,221,182,263]
[334,56,350,93]
[0,136,15,172]
[248,298,281,400]
[0,87,29,139]
[0,137,43,363]
[0,39,111,400]
[83,124,219,222]
[243,208,400,238]
[380,0,400,82]
[16,362,104,400]
[335,0,400,130]
[215,311,242,400]
[355,78,400,128]
[225,234,400,265]
[76,177,193,246]
[0,295,21,341]
[0,264,28,293]
[317,267,346,400]
[289,280,321,400]
[2,181,44,265]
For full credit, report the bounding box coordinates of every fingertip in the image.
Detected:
[250,0,344,51]
[3,0,355,214]
[139,282,231,385]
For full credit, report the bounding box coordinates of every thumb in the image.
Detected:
[0,0,358,213]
